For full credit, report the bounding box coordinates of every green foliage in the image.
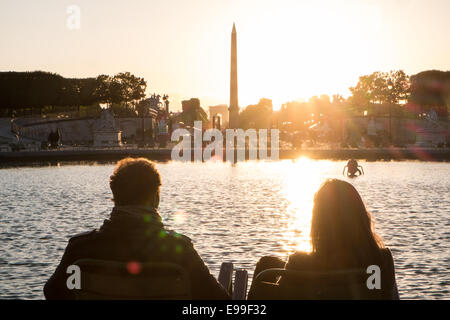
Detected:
[109,103,138,117]
[348,70,410,113]
[93,72,147,107]
[0,71,147,117]
[0,71,98,111]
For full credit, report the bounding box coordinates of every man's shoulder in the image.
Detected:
[153,229,201,263]
[161,229,193,245]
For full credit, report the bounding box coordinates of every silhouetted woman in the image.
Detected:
[250,179,399,299]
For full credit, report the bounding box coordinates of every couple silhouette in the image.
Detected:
[44,157,399,300]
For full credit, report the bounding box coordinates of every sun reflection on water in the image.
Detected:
[280,158,334,254]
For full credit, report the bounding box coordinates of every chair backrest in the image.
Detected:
[248,268,386,300]
[72,259,191,300]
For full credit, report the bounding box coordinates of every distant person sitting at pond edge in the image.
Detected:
[249,179,399,299]
[44,157,229,299]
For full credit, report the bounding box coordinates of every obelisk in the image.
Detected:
[229,23,239,129]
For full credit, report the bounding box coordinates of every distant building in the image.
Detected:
[209,104,229,129]
[182,98,201,112]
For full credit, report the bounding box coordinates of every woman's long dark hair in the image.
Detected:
[310,179,384,268]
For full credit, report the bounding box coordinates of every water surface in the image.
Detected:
[0,160,449,299]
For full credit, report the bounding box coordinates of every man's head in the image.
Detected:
[109,157,161,207]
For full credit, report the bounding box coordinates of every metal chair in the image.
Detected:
[248,268,387,300]
[72,259,191,300]
[218,262,248,300]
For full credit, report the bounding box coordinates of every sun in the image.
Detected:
[234,2,381,110]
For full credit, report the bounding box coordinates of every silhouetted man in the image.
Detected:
[44,157,229,299]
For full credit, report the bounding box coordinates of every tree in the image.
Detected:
[93,74,112,104]
[386,70,410,105]
[0,71,147,118]
[409,70,450,119]
[348,70,410,115]
[112,72,147,107]
[309,95,332,116]
[332,94,345,104]
[239,98,273,129]
[93,72,147,116]
[0,71,101,116]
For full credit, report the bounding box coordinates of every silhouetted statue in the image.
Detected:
[343,159,364,177]
[47,129,61,149]
[163,94,169,115]
[425,109,438,129]
[148,94,162,110]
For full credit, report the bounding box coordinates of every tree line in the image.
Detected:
[0,71,146,117]
[238,69,450,131]
[1,69,448,126]
[134,69,449,131]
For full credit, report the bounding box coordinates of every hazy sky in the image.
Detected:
[1,0,449,111]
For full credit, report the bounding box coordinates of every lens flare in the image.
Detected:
[126,261,141,275]
[173,209,188,224]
